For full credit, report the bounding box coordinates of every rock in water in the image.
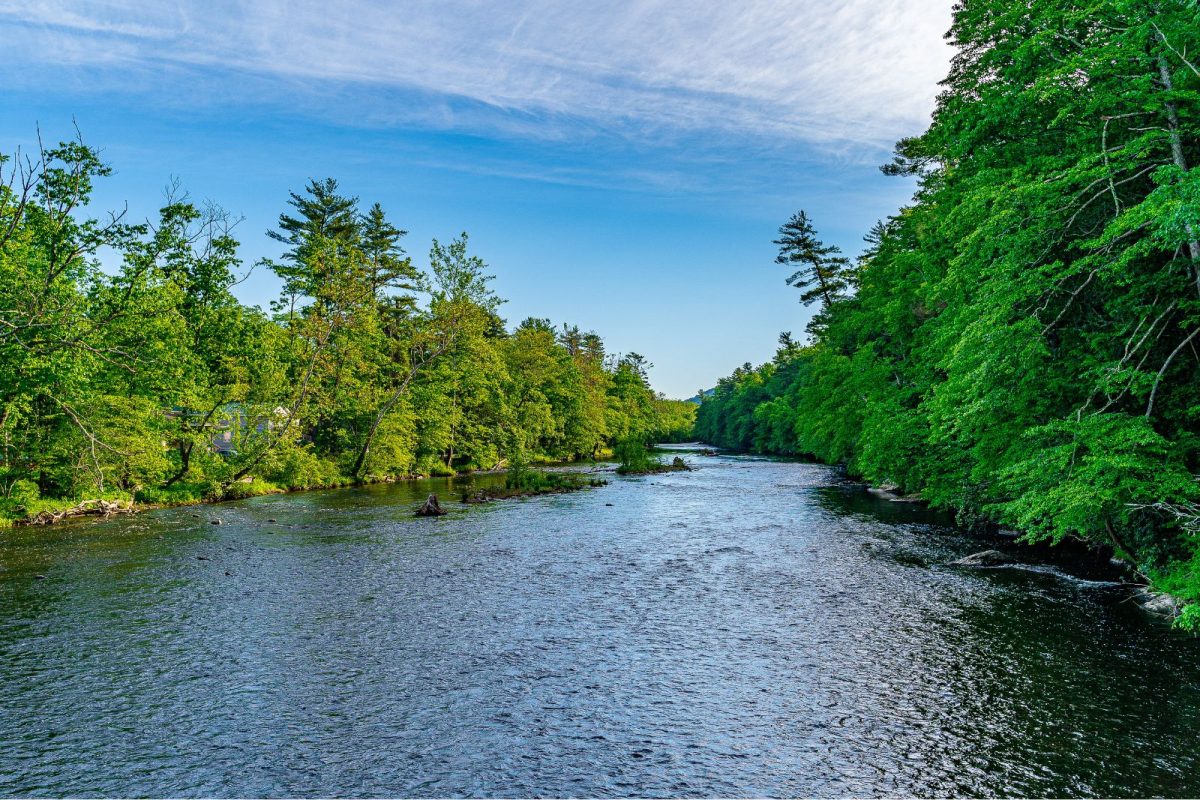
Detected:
[415,494,447,517]
[1134,588,1179,618]
[671,457,692,471]
[951,549,1011,567]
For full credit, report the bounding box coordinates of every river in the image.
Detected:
[1,446,1198,797]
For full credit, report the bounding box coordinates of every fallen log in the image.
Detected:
[24,498,134,526]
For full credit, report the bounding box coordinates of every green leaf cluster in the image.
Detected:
[0,137,690,523]
[695,0,1200,627]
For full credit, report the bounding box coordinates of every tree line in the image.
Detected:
[0,136,695,522]
[695,1,1200,627]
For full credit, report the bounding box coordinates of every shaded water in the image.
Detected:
[1,447,1198,797]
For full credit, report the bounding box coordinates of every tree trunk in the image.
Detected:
[1156,47,1200,294]
[163,441,193,487]
[350,337,456,480]
[415,493,447,517]
[228,318,337,486]
[350,371,421,479]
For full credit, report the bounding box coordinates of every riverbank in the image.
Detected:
[4,478,326,529]
[704,444,1192,628]
[2,458,614,529]
[868,481,1189,625]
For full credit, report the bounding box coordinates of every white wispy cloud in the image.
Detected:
[1,0,953,151]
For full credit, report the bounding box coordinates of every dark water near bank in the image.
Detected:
[2,447,1199,798]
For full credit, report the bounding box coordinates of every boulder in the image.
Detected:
[951,549,1011,568]
[415,493,448,517]
[1134,588,1179,618]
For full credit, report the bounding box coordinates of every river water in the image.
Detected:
[2,446,1198,797]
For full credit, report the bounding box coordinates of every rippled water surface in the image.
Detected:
[2,447,1199,797]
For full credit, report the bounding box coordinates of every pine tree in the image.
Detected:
[773,211,850,308]
[266,177,360,303]
[360,202,420,310]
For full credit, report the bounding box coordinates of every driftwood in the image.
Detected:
[415,493,447,517]
[23,498,133,526]
[950,550,1011,568]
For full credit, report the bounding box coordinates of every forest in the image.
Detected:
[695,2,1200,627]
[0,140,695,525]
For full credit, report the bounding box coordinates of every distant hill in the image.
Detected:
[686,388,715,405]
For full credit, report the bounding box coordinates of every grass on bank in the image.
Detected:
[0,450,616,526]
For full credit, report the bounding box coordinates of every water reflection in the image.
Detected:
[1,451,1197,797]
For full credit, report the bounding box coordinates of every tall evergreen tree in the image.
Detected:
[773,210,851,309]
[360,202,420,310]
[266,178,361,306]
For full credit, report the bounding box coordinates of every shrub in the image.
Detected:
[263,444,345,490]
[614,437,656,474]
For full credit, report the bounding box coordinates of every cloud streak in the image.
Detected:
[2,0,953,151]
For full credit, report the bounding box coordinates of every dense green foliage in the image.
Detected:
[0,138,694,524]
[696,0,1200,625]
[613,437,656,474]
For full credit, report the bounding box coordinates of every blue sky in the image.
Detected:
[1,0,953,398]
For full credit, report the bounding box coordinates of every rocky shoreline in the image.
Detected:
[865,483,1185,625]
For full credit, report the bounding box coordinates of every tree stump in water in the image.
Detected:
[415,493,447,517]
